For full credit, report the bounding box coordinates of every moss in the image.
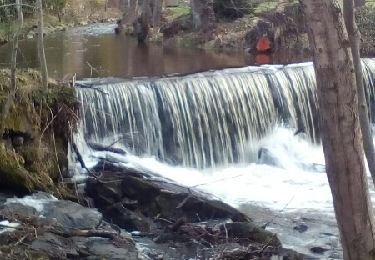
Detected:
[0,69,78,196]
[28,251,50,260]
[250,226,281,247]
[166,5,192,20]
[0,144,34,192]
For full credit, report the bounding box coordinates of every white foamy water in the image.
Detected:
[121,127,336,214]
[73,126,366,216]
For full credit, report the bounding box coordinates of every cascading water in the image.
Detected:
[76,60,344,168]
[71,58,375,257]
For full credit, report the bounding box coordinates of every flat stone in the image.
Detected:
[42,200,102,230]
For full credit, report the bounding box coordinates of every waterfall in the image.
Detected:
[76,59,375,168]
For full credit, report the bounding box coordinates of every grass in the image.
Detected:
[254,1,279,14]
[165,5,192,20]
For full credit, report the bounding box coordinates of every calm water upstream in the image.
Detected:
[0,23,309,79]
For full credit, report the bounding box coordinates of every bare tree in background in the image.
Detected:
[152,0,163,28]
[123,0,138,25]
[191,0,216,38]
[343,0,375,187]
[301,0,375,259]
[37,0,48,89]
[0,0,23,137]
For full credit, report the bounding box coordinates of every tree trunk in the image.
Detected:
[141,0,152,22]
[123,0,139,25]
[343,0,375,188]
[301,0,375,259]
[11,0,23,92]
[191,0,216,37]
[355,0,365,7]
[152,0,163,28]
[37,0,48,89]
[0,0,23,137]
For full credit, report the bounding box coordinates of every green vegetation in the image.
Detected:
[165,5,192,20]
[0,69,78,194]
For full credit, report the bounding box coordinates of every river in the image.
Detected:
[0,23,309,79]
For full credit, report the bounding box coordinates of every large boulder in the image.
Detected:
[86,163,250,233]
[85,160,304,259]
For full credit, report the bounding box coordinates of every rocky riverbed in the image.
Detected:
[0,158,305,259]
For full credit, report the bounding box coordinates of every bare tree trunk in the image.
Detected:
[343,0,375,187]
[355,0,365,7]
[123,0,138,25]
[141,0,152,22]
[37,0,48,89]
[11,0,23,91]
[152,0,163,29]
[0,0,23,137]
[190,0,215,39]
[301,0,375,259]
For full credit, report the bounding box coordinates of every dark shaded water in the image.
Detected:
[0,23,309,79]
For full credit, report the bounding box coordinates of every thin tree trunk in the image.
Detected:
[142,0,152,22]
[123,0,138,25]
[0,0,23,137]
[152,0,163,29]
[37,0,48,89]
[355,0,365,7]
[190,0,215,38]
[343,0,375,188]
[301,0,375,259]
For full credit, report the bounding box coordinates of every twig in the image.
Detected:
[86,62,101,77]
[189,173,246,189]
[223,223,229,243]
[14,233,29,246]
[52,130,64,182]
[262,195,296,229]
[39,106,63,147]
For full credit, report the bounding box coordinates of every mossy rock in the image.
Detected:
[0,69,78,195]
[0,144,34,191]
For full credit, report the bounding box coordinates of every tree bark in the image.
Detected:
[355,0,365,7]
[301,0,375,259]
[37,0,48,89]
[152,0,163,28]
[123,0,138,25]
[0,0,23,137]
[191,0,216,37]
[343,0,375,188]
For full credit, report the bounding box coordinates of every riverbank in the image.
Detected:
[156,1,375,56]
[0,69,77,195]
[0,7,121,46]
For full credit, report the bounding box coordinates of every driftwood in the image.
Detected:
[52,229,119,239]
[88,143,126,155]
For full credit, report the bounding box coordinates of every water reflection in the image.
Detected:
[0,23,310,79]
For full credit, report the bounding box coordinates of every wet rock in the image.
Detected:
[86,163,250,229]
[0,194,137,260]
[310,246,330,254]
[257,147,280,167]
[42,200,102,231]
[88,142,127,155]
[72,236,138,259]
[0,203,38,219]
[224,222,281,247]
[104,202,149,232]
[31,232,79,259]
[86,160,303,259]
[293,224,308,233]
